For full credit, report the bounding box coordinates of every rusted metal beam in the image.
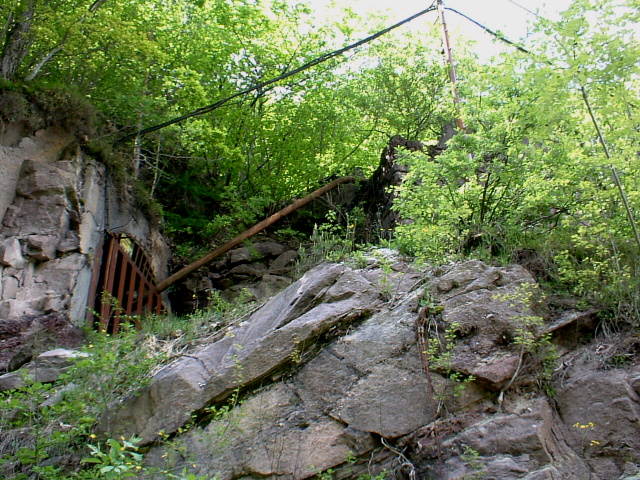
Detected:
[155,176,357,293]
[88,232,166,334]
[100,237,118,332]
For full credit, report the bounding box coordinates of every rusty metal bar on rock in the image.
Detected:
[155,176,357,293]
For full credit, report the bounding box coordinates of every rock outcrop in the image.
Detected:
[105,262,381,444]
[0,125,170,378]
[0,126,170,342]
[0,347,88,392]
[172,239,300,314]
[99,257,640,479]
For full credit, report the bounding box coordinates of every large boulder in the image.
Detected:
[106,258,634,480]
[0,348,88,391]
[105,262,381,444]
[555,365,640,479]
[0,312,83,373]
[431,260,550,390]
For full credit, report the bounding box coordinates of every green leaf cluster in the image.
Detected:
[393,0,640,322]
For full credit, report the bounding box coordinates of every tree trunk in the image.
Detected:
[0,0,37,81]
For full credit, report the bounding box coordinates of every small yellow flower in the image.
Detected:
[89,434,96,439]
[590,440,600,446]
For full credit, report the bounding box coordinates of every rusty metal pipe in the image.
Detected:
[155,176,357,293]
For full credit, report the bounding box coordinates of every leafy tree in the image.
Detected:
[394,0,640,319]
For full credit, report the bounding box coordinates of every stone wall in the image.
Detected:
[0,125,170,325]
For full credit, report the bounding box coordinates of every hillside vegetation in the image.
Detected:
[1,0,640,477]
[1,1,639,310]
[3,0,639,317]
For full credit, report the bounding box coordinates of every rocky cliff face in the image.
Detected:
[105,256,640,480]
[0,124,169,369]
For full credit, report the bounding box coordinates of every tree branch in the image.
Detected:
[580,85,640,252]
[25,44,62,80]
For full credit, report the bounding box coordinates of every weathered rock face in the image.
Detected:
[172,239,299,314]
[554,362,640,479]
[430,260,550,390]
[0,126,170,371]
[99,257,640,480]
[0,312,83,373]
[0,347,88,392]
[105,262,382,444]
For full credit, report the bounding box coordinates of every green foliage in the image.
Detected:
[460,445,485,479]
[0,327,160,479]
[378,260,394,302]
[425,320,476,398]
[311,451,387,480]
[0,288,257,479]
[80,437,144,479]
[295,209,363,275]
[427,321,461,371]
[3,0,456,258]
[393,0,640,325]
[6,0,638,326]
[494,284,546,352]
[494,283,558,391]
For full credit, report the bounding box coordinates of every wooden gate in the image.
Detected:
[87,232,165,334]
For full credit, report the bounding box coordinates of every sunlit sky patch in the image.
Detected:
[301,0,574,58]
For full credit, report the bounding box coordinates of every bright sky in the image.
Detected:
[307,0,574,58]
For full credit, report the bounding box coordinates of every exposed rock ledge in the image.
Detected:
[0,126,170,335]
[104,257,640,480]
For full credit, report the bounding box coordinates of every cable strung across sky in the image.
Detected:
[115,1,532,145]
[115,3,438,144]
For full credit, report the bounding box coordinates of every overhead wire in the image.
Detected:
[115,0,537,145]
[444,7,530,54]
[504,0,542,19]
[115,3,438,144]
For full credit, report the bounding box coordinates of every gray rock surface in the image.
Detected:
[432,260,549,390]
[130,258,635,480]
[0,312,83,373]
[0,127,170,326]
[555,365,640,479]
[106,262,381,444]
[177,239,301,309]
[0,348,88,391]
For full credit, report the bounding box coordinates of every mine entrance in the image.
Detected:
[87,232,165,334]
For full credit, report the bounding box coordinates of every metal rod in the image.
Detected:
[437,0,467,133]
[155,176,357,293]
